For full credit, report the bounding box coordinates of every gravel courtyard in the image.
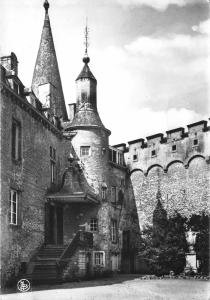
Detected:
[1,275,210,300]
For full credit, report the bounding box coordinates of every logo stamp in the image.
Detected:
[17,278,31,292]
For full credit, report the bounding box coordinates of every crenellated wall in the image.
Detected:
[123,120,210,229]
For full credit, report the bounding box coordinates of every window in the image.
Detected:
[151,149,156,157]
[13,82,19,94]
[90,218,98,232]
[50,161,55,183]
[50,146,56,183]
[109,148,124,166]
[193,139,198,146]
[10,189,18,225]
[102,188,106,200]
[120,178,125,187]
[133,154,138,161]
[80,146,90,157]
[172,144,177,152]
[12,119,21,161]
[113,150,117,163]
[111,186,117,205]
[111,220,117,243]
[93,251,105,266]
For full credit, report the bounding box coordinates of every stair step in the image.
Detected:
[33,260,57,264]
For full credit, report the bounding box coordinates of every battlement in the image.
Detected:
[125,119,210,175]
[127,120,210,150]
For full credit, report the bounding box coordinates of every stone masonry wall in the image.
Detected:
[0,85,70,286]
[70,126,140,271]
[125,122,210,229]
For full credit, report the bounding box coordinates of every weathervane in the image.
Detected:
[84,18,89,57]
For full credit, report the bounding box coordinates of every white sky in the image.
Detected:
[0,0,209,144]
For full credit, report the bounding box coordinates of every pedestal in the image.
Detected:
[184,253,198,274]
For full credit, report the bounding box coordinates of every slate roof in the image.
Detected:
[31,3,68,120]
[76,63,96,81]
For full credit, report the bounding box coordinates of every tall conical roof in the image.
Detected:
[31,0,68,120]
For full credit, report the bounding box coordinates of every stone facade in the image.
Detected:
[0,2,139,287]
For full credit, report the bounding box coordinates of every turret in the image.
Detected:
[69,25,110,133]
[31,0,68,120]
[67,24,110,193]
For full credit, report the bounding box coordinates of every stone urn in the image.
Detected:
[185,228,198,253]
[185,228,199,274]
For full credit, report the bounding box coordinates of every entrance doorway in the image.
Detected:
[45,204,63,244]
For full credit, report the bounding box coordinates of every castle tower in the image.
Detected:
[67,24,111,193]
[31,0,68,120]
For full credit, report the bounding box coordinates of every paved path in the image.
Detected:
[1,275,210,300]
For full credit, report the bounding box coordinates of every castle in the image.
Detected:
[0,1,209,287]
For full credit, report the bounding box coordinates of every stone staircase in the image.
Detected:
[27,245,65,283]
[25,231,93,284]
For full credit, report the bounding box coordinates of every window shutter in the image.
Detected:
[18,124,21,160]
[12,122,16,159]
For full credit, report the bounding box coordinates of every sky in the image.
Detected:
[1,0,209,144]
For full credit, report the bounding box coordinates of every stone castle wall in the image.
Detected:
[124,121,210,229]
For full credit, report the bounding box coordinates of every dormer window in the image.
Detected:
[151,150,156,157]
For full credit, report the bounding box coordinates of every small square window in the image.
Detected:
[151,150,156,157]
[172,145,176,152]
[80,146,90,157]
[90,218,98,232]
[193,139,198,146]
[133,154,138,161]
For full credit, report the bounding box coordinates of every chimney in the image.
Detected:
[0,52,18,75]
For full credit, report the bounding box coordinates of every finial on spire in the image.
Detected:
[44,0,50,14]
[83,18,90,64]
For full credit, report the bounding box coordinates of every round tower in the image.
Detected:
[67,34,111,195]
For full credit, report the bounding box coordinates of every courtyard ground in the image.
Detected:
[1,274,210,300]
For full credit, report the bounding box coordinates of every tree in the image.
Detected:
[139,191,187,275]
[164,212,187,274]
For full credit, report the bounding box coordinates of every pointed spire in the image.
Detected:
[31,0,68,120]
